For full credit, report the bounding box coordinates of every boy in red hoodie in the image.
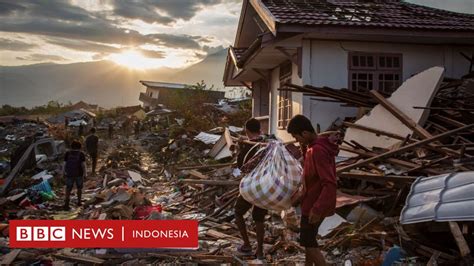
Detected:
[287,115,338,266]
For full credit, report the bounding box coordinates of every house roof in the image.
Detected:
[70,101,98,110]
[140,80,187,89]
[223,0,474,87]
[259,0,474,32]
[400,171,474,224]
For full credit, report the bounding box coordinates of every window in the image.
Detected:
[278,61,292,129]
[349,53,402,94]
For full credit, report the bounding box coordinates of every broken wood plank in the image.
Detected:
[176,162,235,170]
[190,254,234,263]
[339,146,440,175]
[179,179,240,186]
[206,229,241,243]
[0,249,21,265]
[188,170,209,180]
[449,221,471,257]
[405,155,451,174]
[370,90,432,139]
[53,250,105,264]
[338,172,416,184]
[336,124,474,174]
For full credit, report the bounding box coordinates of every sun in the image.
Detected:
[108,50,163,70]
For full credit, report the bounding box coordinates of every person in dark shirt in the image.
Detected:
[62,140,86,210]
[85,128,99,175]
[234,118,267,259]
[287,115,338,266]
[78,123,84,137]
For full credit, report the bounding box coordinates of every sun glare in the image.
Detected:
[109,50,164,70]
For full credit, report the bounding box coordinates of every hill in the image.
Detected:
[0,49,230,108]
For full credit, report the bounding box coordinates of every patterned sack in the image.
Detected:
[239,140,303,211]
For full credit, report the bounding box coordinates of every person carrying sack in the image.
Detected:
[234,118,267,260]
[62,140,86,210]
[287,115,339,266]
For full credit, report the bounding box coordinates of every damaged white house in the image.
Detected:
[223,0,474,142]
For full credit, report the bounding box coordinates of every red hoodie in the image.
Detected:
[301,136,338,217]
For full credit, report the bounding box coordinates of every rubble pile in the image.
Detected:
[2,68,474,264]
[282,68,474,264]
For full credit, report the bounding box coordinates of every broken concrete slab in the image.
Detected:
[340,66,444,157]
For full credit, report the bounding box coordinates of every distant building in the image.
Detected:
[69,101,99,112]
[115,105,146,120]
[139,80,225,110]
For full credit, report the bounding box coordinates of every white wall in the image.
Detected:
[145,87,160,99]
[303,40,474,130]
[269,63,304,143]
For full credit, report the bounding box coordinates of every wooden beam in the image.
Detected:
[339,146,440,175]
[370,90,463,157]
[176,163,235,171]
[336,124,474,174]
[0,249,21,265]
[338,172,416,184]
[449,221,471,257]
[369,90,432,139]
[240,81,252,91]
[405,155,451,174]
[275,46,298,64]
[413,106,474,112]
[179,179,240,186]
[253,68,270,81]
[188,170,209,180]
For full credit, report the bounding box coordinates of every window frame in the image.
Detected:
[278,61,293,130]
[348,52,402,94]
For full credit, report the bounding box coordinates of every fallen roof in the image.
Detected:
[258,0,474,31]
[400,171,474,224]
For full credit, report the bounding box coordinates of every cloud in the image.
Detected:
[0,4,212,52]
[139,49,165,58]
[0,1,26,15]
[203,45,225,54]
[112,2,174,24]
[16,53,67,62]
[112,0,224,24]
[47,38,121,54]
[146,33,209,50]
[0,38,37,51]
[3,0,92,21]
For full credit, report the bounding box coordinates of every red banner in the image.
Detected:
[9,220,198,248]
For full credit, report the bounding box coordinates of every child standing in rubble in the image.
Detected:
[287,115,338,266]
[234,118,268,260]
[62,140,87,210]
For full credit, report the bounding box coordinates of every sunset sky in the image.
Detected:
[0,0,473,70]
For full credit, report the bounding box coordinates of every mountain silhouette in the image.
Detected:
[0,49,230,108]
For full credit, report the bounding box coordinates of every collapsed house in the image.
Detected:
[47,108,96,127]
[138,81,225,110]
[223,0,474,142]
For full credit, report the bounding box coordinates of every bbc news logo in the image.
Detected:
[10,220,198,248]
[16,226,66,241]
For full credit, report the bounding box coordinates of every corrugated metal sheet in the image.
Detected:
[400,171,474,224]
